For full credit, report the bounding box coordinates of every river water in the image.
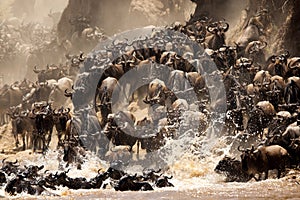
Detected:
[1,127,300,200]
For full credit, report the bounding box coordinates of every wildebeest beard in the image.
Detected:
[275,64,284,76]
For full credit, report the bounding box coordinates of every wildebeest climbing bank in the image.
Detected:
[0,0,300,199]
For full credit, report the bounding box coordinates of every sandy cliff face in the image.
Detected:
[57,0,195,41]
[280,0,300,56]
[57,0,300,55]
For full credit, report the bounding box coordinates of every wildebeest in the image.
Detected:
[33,65,66,82]
[1,158,20,176]
[0,171,6,185]
[267,122,300,165]
[244,40,267,65]
[0,84,23,124]
[23,81,52,105]
[206,21,229,50]
[239,145,290,180]
[215,156,251,182]
[95,77,119,126]
[144,79,177,108]
[155,175,174,188]
[235,12,267,55]
[114,174,153,191]
[48,77,73,109]
[246,101,275,139]
[53,107,71,146]
[284,76,300,104]
[286,57,300,77]
[8,109,34,150]
[31,104,54,152]
[267,51,289,77]
[103,111,137,152]
[234,57,255,84]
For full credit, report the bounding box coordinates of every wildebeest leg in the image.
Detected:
[38,136,42,151]
[129,145,133,152]
[57,131,62,146]
[27,132,32,149]
[46,128,53,147]
[252,174,260,181]
[137,141,140,160]
[22,133,26,151]
[42,134,47,153]
[14,134,19,147]
[277,169,281,179]
[0,113,3,125]
[33,136,37,152]
[264,170,268,180]
[26,132,29,149]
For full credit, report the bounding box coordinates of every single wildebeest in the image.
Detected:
[215,156,251,182]
[239,145,290,180]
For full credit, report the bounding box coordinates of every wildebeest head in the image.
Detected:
[1,158,19,175]
[207,21,229,50]
[235,57,253,81]
[253,70,272,89]
[286,57,300,77]
[215,156,237,173]
[245,40,267,55]
[215,155,252,182]
[239,145,256,172]
[207,21,229,36]
[267,51,290,77]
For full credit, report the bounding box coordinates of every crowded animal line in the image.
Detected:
[0,1,300,198]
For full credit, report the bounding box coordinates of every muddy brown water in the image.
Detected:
[1,123,300,199]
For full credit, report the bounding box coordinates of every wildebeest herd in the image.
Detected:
[0,159,173,195]
[0,8,300,196]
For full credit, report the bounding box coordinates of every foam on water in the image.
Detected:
[0,112,298,199]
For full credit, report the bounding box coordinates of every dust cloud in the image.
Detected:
[0,0,68,84]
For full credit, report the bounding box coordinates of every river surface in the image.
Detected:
[1,127,300,200]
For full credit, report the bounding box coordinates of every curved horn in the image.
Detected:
[288,58,300,69]
[284,50,290,58]
[2,158,6,163]
[248,59,253,66]
[167,175,173,179]
[237,145,245,152]
[64,108,71,113]
[79,52,85,62]
[267,55,276,63]
[33,66,41,73]
[13,111,20,118]
[143,95,150,104]
[32,108,38,115]
[259,41,267,49]
[64,89,73,98]
[53,109,59,115]
[110,147,117,152]
[207,24,217,34]
[222,22,229,32]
